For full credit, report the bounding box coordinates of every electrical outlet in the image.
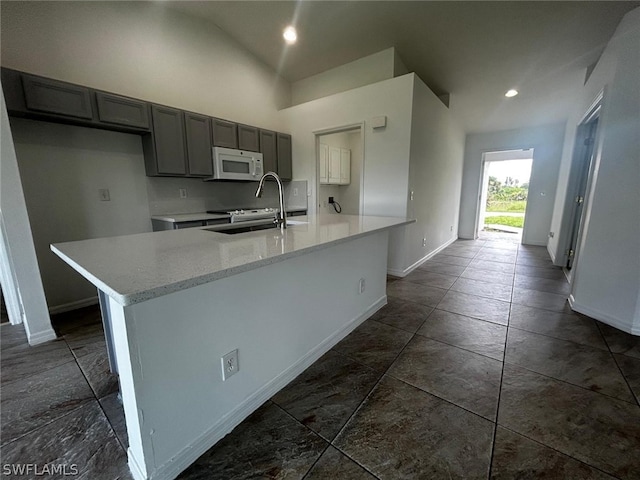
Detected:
[410,190,414,201]
[358,278,365,294]
[450,225,454,232]
[549,231,555,238]
[99,189,110,201]
[328,196,334,204]
[422,238,427,247]
[293,187,299,196]
[221,349,239,381]
[179,188,187,199]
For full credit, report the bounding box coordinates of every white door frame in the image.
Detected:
[562,91,604,288]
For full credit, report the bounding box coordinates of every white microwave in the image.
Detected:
[206,147,263,181]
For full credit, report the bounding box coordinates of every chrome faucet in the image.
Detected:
[255,171,287,229]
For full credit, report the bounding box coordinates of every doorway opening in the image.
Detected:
[478,149,534,241]
[315,124,364,215]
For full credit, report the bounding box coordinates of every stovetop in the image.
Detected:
[207,208,276,223]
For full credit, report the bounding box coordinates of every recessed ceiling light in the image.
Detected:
[505,89,519,98]
[283,26,297,45]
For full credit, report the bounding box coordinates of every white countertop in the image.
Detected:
[51,215,413,306]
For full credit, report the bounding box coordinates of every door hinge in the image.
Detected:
[566,249,575,257]
[575,195,584,204]
[584,137,595,146]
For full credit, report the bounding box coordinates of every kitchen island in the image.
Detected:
[51,214,412,480]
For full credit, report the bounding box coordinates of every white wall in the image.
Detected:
[291,48,397,106]
[393,49,410,77]
[318,184,342,215]
[0,92,55,344]
[459,123,566,245]
[11,119,152,312]
[0,1,289,130]
[280,74,414,272]
[403,76,465,273]
[551,8,640,333]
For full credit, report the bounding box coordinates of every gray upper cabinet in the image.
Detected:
[184,112,213,177]
[144,105,187,176]
[212,118,238,148]
[238,124,260,152]
[259,129,277,173]
[276,133,293,181]
[22,73,92,119]
[96,92,150,130]
[3,68,293,180]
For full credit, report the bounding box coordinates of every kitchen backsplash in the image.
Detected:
[146,177,308,215]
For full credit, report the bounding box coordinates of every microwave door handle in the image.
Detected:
[251,159,256,177]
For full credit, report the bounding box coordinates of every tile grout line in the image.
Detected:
[486,239,520,479]
[268,401,336,480]
[595,321,640,408]
[0,400,95,450]
[321,279,471,479]
[495,424,625,479]
[62,334,129,456]
[501,358,639,405]
[506,323,611,352]
[497,241,631,479]
[379,242,511,423]
[0,336,78,388]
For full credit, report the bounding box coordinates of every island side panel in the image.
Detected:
[108,298,152,480]
[120,230,389,479]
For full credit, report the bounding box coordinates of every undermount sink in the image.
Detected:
[206,220,308,235]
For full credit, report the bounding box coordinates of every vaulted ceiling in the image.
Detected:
[167,1,639,133]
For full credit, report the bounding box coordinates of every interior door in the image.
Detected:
[566,118,599,269]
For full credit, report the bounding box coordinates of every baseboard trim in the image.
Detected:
[49,296,98,315]
[521,240,548,247]
[142,295,387,480]
[387,236,457,278]
[569,295,639,335]
[547,244,556,264]
[128,450,148,480]
[27,328,58,345]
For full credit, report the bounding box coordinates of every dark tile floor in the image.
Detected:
[0,306,130,479]
[2,232,639,479]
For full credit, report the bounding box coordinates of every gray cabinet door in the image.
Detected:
[185,113,213,176]
[212,118,238,148]
[22,74,92,119]
[96,92,150,129]
[151,105,187,175]
[259,129,277,173]
[276,133,293,181]
[238,124,260,152]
